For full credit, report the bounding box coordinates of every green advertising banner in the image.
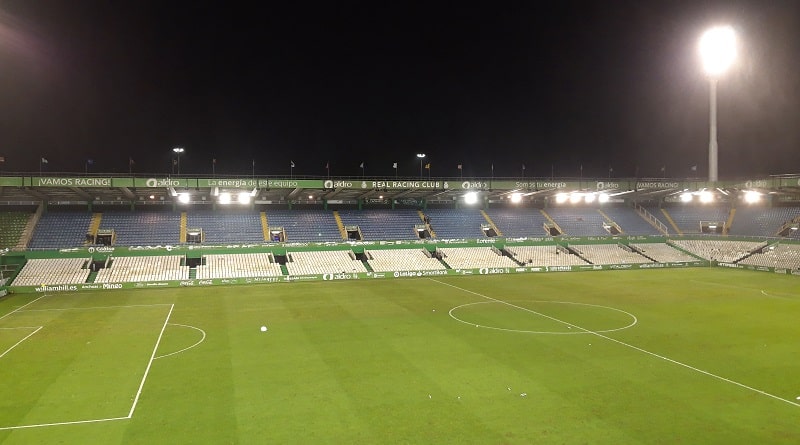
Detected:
[0,177,24,187]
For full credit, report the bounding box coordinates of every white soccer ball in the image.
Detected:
[260,326,267,332]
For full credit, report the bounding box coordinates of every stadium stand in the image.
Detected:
[28,211,93,249]
[629,243,700,262]
[187,210,265,243]
[484,208,551,238]
[670,239,764,262]
[727,206,800,237]
[338,210,421,241]
[438,246,519,269]
[570,244,652,265]
[13,257,90,286]
[196,253,283,279]
[600,207,662,236]
[660,205,731,234]
[285,250,368,275]
[423,209,487,239]
[95,255,189,282]
[738,243,800,270]
[544,208,610,236]
[0,211,30,248]
[100,211,181,246]
[365,248,447,272]
[504,245,587,266]
[266,210,341,242]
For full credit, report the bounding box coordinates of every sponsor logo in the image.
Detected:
[476,238,494,244]
[546,266,572,272]
[102,283,123,289]
[718,263,739,268]
[87,246,115,253]
[145,178,180,187]
[529,267,543,272]
[515,267,527,272]
[36,177,112,187]
[35,284,78,293]
[638,263,665,269]
[179,280,196,286]
[775,269,787,274]
[145,282,169,287]
[596,181,619,190]
[461,180,488,189]
[208,179,257,188]
[609,264,633,270]
[393,270,448,278]
[744,180,768,188]
[198,280,214,285]
[322,273,357,281]
[80,284,101,290]
[636,181,679,189]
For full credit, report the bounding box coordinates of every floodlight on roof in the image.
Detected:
[238,191,251,204]
[584,193,596,204]
[699,190,714,203]
[510,193,522,204]
[598,193,610,203]
[178,193,190,204]
[680,192,693,203]
[555,193,569,204]
[464,191,478,205]
[743,190,761,204]
[569,193,582,204]
[218,192,231,205]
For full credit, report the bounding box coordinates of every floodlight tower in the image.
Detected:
[416,153,426,178]
[173,147,185,175]
[699,26,736,183]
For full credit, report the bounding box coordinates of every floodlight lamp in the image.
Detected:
[699,26,736,76]
[743,190,761,204]
[178,193,191,204]
[416,153,426,159]
[699,191,714,203]
[555,193,569,204]
[464,191,478,205]
[172,147,185,154]
[680,192,693,203]
[569,193,582,204]
[238,191,251,204]
[308,195,314,200]
[510,193,522,204]
[218,192,231,205]
[584,193,596,204]
[598,193,610,203]
[149,194,155,200]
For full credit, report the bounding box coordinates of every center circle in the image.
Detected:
[448,300,637,334]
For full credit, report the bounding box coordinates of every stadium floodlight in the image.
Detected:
[178,193,191,204]
[238,191,251,204]
[218,192,231,205]
[743,190,761,204]
[584,193,596,204]
[569,193,582,204]
[598,193,610,203]
[699,190,714,203]
[510,193,522,204]
[416,153,426,178]
[172,147,186,174]
[680,192,693,203]
[699,26,736,183]
[464,191,478,205]
[555,193,569,204]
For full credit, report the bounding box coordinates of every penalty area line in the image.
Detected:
[0,326,43,360]
[0,295,48,322]
[0,415,129,432]
[128,303,174,418]
[429,278,800,409]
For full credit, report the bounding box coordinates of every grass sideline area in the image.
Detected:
[0,268,798,444]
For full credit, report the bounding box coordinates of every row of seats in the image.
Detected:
[571,244,652,265]
[438,247,519,269]
[738,243,800,270]
[95,255,189,282]
[505,245,587,266]
[286,250,368,275]
[196,253,283,279]
[365,248,447,272]
[670,239,764,263]
[13,258,91,286]
[0,212,30,248]
[629,243,700,262]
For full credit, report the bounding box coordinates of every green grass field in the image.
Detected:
[1,268,799,444]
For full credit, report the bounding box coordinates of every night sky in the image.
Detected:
[1,1,799,179]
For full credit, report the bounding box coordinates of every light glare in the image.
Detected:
[680,192,693,203]
[699,191,714,203]
[555,193,569,204]
[510,193,522,203]
[238,192,251,204]
[584,193,596,204]
[178,193,190,204]
[218,192,231,205]
[569,193,582,204]
[598,193,610,203]
[699,26,736,76]
[744,190,761,204]
[464,192,478,205]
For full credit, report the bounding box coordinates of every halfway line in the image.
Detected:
[429,278,800,409]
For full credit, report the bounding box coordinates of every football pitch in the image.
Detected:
[0,268,798,444]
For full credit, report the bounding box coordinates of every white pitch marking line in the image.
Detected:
[19,303,173,313]
[0,416,129,431]
[0,326,43,359]
[128,304,174,418]
[0,295,48,322]
[154,323,207,360]
[429,278,800,409]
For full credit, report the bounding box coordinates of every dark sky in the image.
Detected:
[1,0,799,179]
